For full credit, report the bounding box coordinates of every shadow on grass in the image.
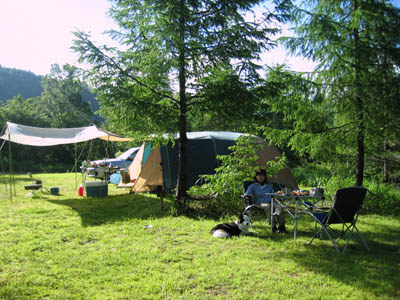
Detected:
[0,176,36,184]
[47,193,174,226]
[285,222,400,299]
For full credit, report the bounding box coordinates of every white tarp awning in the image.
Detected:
[0,122,132,146]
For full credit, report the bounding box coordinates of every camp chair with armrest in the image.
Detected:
[242,180,255,209]
[305,186,370,254]
[242,181,283,208]
[242,180,284,229]
[242,181,260,230]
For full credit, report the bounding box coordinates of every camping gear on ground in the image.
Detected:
[24,183,43,190]
[84,147,140,182]
[49,187,59,195]
[23,178,49,196]
[89,147,140,169]
[78,184,84,196]
[86,167,106,180]
[119,170,130,184]
[124,131,298,193]
[310,187,324,196]
[85,181,108,197]
[109,172,122,185]
[24,180,44,191]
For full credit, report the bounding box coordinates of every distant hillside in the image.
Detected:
[0,65,100,114]
[0,66,43,101]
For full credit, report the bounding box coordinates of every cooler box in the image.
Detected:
[85,181,108,197]
[49,187,59,195]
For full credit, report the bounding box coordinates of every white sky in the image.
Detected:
[0,0,316,76]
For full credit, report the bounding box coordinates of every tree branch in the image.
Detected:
[73,31,180,106]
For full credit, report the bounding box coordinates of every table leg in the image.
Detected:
[271,197,275,233]
[294,197,299,241]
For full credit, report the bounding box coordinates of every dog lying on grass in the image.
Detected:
[210,213,251,238]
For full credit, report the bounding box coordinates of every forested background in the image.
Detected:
[0,65,115,173]
[1,0,399,213]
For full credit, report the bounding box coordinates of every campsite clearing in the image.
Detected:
[0,173,399,300]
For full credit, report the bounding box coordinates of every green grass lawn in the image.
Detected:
[0,173,399,300]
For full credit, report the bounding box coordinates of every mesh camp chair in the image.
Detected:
[305,186,370,254]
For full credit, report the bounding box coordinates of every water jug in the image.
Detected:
[78,184,84,196]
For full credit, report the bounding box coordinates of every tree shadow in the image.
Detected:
[0,176,35,184]
[285,223,400,299]
[47,193,173,226]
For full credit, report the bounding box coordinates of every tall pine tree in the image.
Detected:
[73,0,287,210]
[278,0,400,185]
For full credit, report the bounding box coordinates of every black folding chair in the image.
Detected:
[305,186,370,254]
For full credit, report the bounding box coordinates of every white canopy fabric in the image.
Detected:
[0,122,132,146]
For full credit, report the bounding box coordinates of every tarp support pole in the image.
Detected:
[74,143,78,191]
[0,126,9,200]
[0,140,8,199]
[105,137,110,160]
[8,133,15,202]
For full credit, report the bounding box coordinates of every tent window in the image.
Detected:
[142,142,152,167]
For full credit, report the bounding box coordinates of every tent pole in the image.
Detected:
[8,132,14,202]
[74,143,78,191]
[0,127,8,199]
[0,140,8,198]
[105,138,110,161]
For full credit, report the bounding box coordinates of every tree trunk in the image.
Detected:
[383,140,390,183]
[353,0,365,187]
[355,97,365,187]
[176,0,188,212]
[382,54,390,183]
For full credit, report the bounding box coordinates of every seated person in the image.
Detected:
[244,168,287,233]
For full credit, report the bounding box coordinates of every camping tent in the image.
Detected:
[126,131,298,192]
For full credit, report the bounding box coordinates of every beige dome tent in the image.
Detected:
[124,132,297,193]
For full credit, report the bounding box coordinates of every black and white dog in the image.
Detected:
[210,213,251,238]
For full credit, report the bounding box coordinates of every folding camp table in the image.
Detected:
[267,193,326,241]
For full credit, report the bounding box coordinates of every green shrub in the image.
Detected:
[326,178,400,215]
[283,164,400,216]
[5,160,75,173]
[292,163,331,187]
[363,182,400,215]
[189,136,288,216]
[323,175,355,197]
